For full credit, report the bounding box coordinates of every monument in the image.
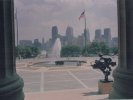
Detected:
[91,54,116,94]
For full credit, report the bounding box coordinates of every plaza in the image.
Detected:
[16,57,117,100]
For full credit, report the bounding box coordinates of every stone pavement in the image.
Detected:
[25,89,108,100]
[17,67,109,100]
[16,57,118,100]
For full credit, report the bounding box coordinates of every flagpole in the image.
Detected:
[79,10,88,56]
[84,10,87,56]
[85,12,87,46]
[85,11,86,31]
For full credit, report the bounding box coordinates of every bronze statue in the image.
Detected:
[91,54,116,82]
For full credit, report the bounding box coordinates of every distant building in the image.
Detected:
[42,37,45,50]
[104,28,112,47]
[52,26,58,42]
[95,29,102,43]
[44,26,91,51]
[77,34,85,48]
[33,39,41,49]
[66,26,74,45]
[45,38,53,51]
[86,29,91,45]
[19,40,32,46]
[112,37,118,47]
[66,26,74,37]
[34,39,39,44]
[93,28,113,47]
[42,38,45,44]
[58,34,67,46]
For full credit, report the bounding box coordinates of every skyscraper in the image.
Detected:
[86,29,91,44]
[52,26,58,42]
[42,37,45,50]
[95,29,102,42]
[66,26,73,37]
[104,28,112,47]
[66,26,74,45]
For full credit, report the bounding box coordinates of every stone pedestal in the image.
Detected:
[109,0,133,99]
[0,0,24,100]
[98,80,113,94]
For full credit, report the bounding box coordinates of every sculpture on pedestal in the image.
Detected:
[91,54,116,82]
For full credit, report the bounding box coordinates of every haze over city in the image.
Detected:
[14,0,118,42]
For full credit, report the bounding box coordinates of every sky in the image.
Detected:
[14,0,118,43]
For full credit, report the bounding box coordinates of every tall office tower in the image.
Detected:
[101,35,105,43]
[66,26,74,38]
[66,26,74,45]
[52,26,58,42]
[95,29,102,43]
[42,37,45,49]
[104,28,112,47]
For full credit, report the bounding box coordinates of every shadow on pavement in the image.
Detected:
[82,91,100,96]
[82,91,109,100]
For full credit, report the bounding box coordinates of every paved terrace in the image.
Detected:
[16,57,117,100]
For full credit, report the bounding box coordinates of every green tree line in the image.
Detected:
[16,42,118,59]
[61,42,118,57]
[61,45,82,57]
[16,45,40,59]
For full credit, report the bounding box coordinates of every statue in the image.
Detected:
[91,54,116,82]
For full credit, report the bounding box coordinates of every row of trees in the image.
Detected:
[16,42,118,59]
[61,45,82,57]
[61,42,118,57]
[16,45,40,59]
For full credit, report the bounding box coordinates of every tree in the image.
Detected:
[99,42,110,55]
[61,45,81,57]
[30,46,40,57]
[88,42,100,54]
[84,42,110,55]
[16,45,40,59]
[111,47,118,55]
[33,41,42,50]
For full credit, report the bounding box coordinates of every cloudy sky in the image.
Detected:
[14,0,118,42]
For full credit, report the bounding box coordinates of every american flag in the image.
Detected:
[79,11,85,20]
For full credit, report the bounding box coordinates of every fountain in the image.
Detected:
[33,38,87,67]
[49,38,61,58]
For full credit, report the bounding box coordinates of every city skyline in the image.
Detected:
[19,26,118,52]
[14,0,118,42]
